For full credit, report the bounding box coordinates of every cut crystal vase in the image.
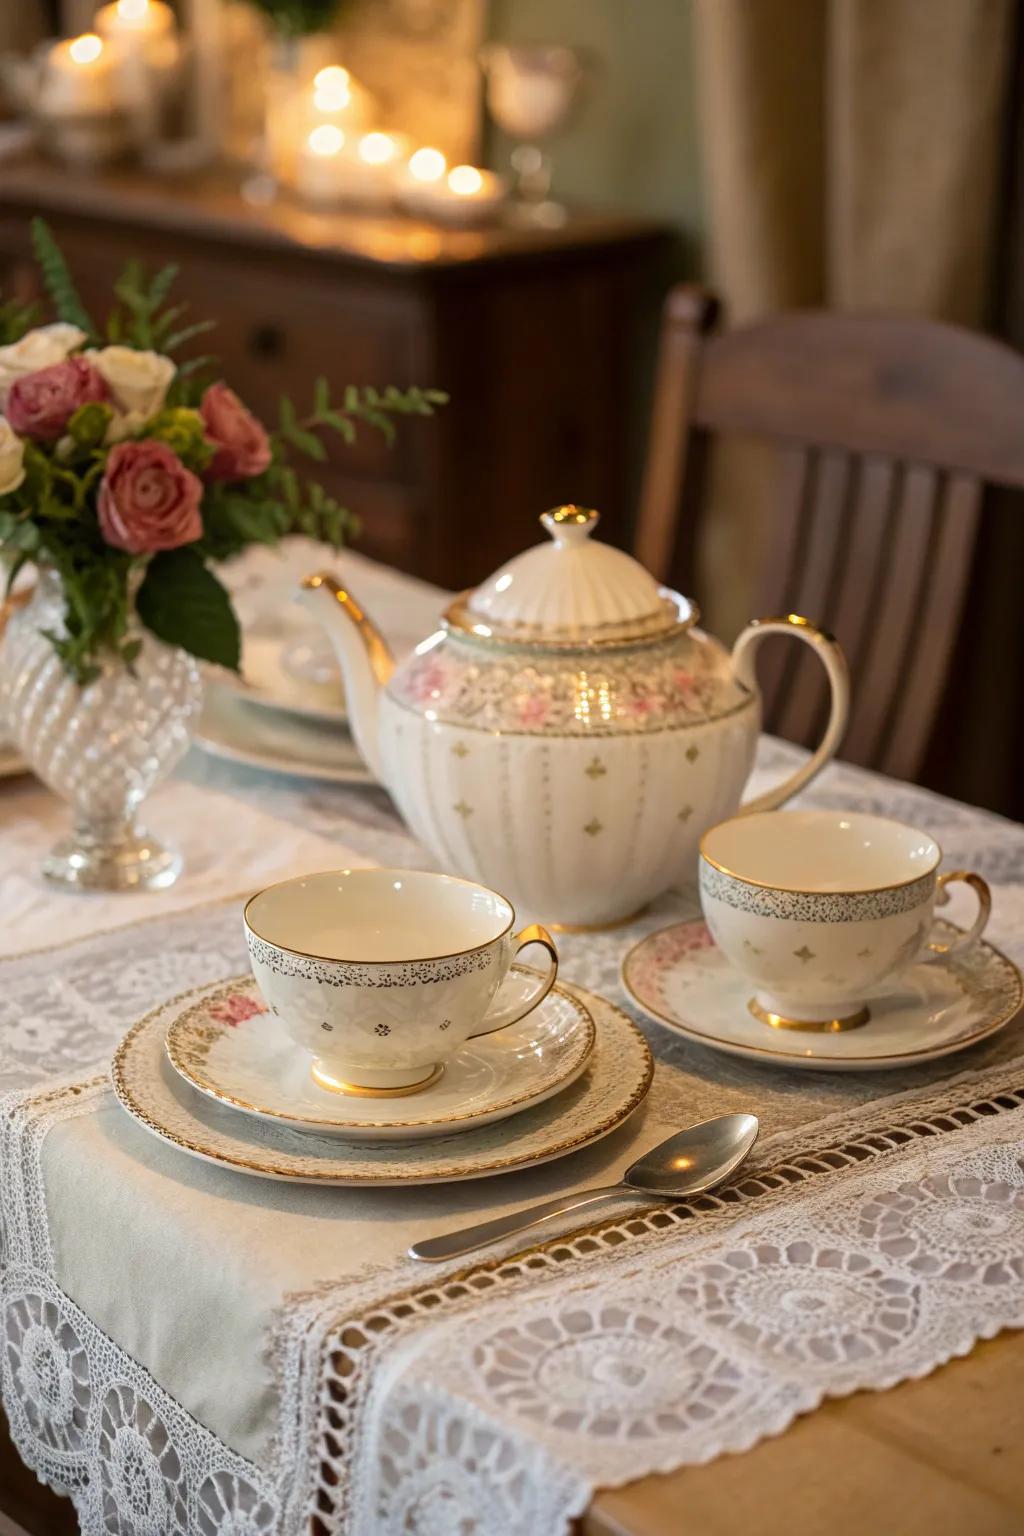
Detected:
[0,570,204,891]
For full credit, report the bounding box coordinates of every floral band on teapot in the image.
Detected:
[390,634,753,736]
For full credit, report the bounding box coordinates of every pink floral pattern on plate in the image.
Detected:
[623,921,715,1004]
[208,992,268,1027]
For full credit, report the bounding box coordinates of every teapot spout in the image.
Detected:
[297,572,394,783]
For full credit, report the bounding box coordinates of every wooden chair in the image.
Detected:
[635,286,1024,780]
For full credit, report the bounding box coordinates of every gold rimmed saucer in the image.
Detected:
[112,977,653,1184]
[622,918,1022,1072]
[163,968,596,1142]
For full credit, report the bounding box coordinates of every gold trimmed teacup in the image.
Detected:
[244,868,558,1094]
[699,810,991,1032]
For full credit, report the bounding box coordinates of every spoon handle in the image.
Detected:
[408,1183,635,1263]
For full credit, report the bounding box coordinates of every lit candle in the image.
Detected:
[298,128,408,208]
[39,34,116,115]
[407,146,447,184]
[314,64,349,112]
[95,0,180,147]
[95,0,177,59]
[301,65,373,142]
[397,155,507,225]
[297,122,349,203]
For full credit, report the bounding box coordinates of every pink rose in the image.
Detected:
[98,440,203,554]
[6,357,109,441]
[200,382,271,481]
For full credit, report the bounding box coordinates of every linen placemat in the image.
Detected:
[3,740,1024,1534]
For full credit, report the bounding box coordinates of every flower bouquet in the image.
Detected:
[0,220,445,890]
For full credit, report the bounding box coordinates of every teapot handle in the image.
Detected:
[730,616,849,816]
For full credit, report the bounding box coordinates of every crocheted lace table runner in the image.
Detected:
[3,738,1024,1532]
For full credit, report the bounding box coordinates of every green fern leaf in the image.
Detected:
[31,218,96,338]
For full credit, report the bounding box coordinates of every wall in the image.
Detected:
[485,0,704,255]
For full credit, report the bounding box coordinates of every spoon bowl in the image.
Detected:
[625,1113,759,1197]
[409,1111,760,1262]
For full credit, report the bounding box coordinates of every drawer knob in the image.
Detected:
[248,323,285,359]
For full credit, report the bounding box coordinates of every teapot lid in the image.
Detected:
[444,506,695,648]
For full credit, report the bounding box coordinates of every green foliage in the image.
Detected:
[276,378,448,455]
[67,402,114,451]
[165,355,219,408]
[141,407,215,473]
[107,258,218,355]
[30,218,96,338]
[37,528,135,684]
[137,547,241,670]
[245,0,345,39]
[0,294,40,346]
[0,509,41,557]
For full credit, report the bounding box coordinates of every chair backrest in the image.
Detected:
[635,285,1024,780]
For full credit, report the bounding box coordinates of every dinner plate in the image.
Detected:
[205,631,348,726]
[164,968,596,1141]
[193,684,373,785]
[621,917,1023,1071]
[112,977,653,1184]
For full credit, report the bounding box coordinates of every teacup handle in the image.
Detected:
[731,616,850,816]
[926,871,992,958]
[468,924,559,1038]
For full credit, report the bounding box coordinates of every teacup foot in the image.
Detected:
[311,1061,445,1098]
[748,997,871,1033]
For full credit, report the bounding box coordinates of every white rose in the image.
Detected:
[0,417,26,495]
[0,323,86,404]
[87,346,176,420]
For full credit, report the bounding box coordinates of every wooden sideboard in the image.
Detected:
[0,159,673,587]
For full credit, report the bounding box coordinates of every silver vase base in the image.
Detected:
[44,823,183,893]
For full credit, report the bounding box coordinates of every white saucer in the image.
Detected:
[194,685,373,785]
[206,631,348,726]
[622,918,1023,1071]
[112,978,653,1184]
[164,968,596,1141]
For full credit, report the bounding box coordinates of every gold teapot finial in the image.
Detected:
[546,504,599,526]
[542,506,600,544]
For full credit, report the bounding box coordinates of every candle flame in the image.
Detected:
[308,124,345,157]
[448,165,483,196]
[116,0,149,18]
[358,132,397,165]
[408,146,446,183]
[313,64,350,112]
[69,33,103,63]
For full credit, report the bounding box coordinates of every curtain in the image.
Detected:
[691,0,1017,641]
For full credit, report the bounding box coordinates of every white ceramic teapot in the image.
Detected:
[299,506,849,927]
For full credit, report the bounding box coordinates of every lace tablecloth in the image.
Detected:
[3,554,1024,1536]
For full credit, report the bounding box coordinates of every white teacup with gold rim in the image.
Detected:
[699,810,991,1032]
[244,868,557,1094]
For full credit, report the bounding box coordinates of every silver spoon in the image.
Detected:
[408,1112,759,1263]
